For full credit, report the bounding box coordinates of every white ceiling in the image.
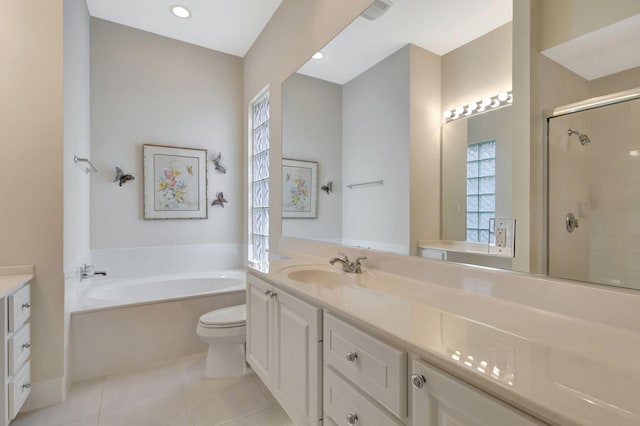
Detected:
[297,0,513,85]
[541,14,640,81]
[86,0,283,57]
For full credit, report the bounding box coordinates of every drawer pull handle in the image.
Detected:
[411,374,426,389]
[22,301,31,309]
[22,342,31,349]
[265,289,272,296]
[22,382,31,389]
[346,413,358,425]
[346,352,358,363]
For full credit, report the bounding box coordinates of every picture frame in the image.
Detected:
[282,158,318,219]
[143,144,208,219]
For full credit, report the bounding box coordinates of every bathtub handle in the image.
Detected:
[265,289,272,296]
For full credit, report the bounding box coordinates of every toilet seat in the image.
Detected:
[199,304,246,328]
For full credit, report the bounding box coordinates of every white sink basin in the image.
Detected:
[281,265,374,286]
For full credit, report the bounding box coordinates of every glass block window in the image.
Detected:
[466,140,496,243]
[250,91,270,263]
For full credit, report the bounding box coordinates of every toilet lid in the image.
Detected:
[199,304,246,327]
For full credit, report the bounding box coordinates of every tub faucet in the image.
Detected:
[329,253,367,273]
[80,264,107,280]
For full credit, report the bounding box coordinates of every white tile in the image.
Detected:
[219,406,294,426]
[100,361,184,413]
[13,378,103,426]
[183,375,274,426]
[98,391,190,426]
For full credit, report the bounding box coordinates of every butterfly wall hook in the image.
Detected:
[114,167,135,186]
[321,181,333,194]
[211,192,228,208]
[212,152,227,174]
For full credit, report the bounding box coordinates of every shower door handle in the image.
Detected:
[566,213,579,233]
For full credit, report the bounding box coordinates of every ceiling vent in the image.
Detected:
[361,0,394,21]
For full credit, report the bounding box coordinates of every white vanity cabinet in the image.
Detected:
[410,359,544,426]
[246,275,322,426]
[0,279,32,425]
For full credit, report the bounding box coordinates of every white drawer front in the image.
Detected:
[9,361,31,420]
[324,313,407,418]
[9,284,31,332]
[9,323,31,375]
[324,367,403,426]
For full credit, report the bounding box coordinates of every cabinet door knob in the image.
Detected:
[22,381,31,389]
[22,342,31,349]
[22,301,31,309]
[264,289,272,296]
[346,413,358,425]
[346,352,358,363]
[411,374,426,389]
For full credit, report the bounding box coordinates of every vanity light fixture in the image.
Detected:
[312,52,324,60]
[170,5,191,19]
[443,90,513,122]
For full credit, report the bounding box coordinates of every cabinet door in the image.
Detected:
[246,276,273,385]
[411,360,544,426]
[272,288,322,426]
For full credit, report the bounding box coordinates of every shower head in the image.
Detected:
[568,129,591,145]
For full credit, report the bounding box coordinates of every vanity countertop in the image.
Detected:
[0,265,33,297]
[248,255,640,426]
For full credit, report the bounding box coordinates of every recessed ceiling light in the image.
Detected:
[170,5,191,19]
[312,52,324,60]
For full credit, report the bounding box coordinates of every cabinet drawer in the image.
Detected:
[324,367,403,426]
[324,313,407,418]
[9,323,31,375]
[9,284,31,332]
[9,361,31,420]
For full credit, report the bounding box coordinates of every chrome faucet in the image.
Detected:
[80,264,107,280]
[329,253,367,273]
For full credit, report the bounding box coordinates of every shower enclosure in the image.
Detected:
[547,89,640,289]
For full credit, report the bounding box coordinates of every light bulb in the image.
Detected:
[491,99,500,108]
[170,5,191,18]
[482,97,492,106]
[312,52,324,60]
[443,110,452,119]
[497,92,509,102]
[468,102,478,111]
[455,106,464,115]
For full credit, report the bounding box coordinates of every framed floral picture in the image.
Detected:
[143,144,208,219]
[282,158,317,218]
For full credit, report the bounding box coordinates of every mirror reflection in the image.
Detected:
[282,0,640,289]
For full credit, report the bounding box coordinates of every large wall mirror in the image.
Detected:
[281,0,640,290]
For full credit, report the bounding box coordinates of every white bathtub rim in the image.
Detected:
[72,269,246,315]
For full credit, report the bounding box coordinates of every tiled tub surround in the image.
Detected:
[248,249,640,426]
[69,244,246,382]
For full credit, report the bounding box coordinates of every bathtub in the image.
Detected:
[70,270,246,381]
[73,270,246,312]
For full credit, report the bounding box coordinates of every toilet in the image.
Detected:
[196,304,248,378]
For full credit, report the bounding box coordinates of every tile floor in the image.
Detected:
[14,353,294,426]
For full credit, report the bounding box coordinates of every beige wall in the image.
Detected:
[540,0,640,51]
[243,0,374,253]
[0,0,65,402]
[409,45,441,255]
[441,23,513,112]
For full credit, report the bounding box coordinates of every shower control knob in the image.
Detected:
[346,413,358,424]
[346,352,358,363]
[566,213,579,233]
[411,374,426,389]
